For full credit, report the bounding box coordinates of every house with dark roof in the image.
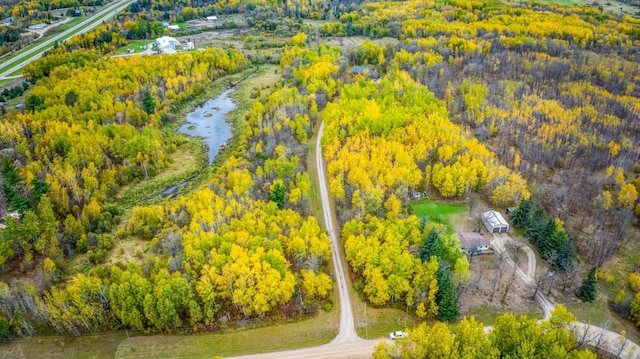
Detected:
[458,231,492,255]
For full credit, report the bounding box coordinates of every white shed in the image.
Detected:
[481,210,509,234]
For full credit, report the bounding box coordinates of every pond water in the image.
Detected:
[162,89,236,198]
[178,88,236,164]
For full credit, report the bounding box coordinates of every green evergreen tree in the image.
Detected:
[435,268,458,322]
[0,316,9,342]
[269,182,286,209]
[538,219,557,258]
[419,214,427,233]
[142,91,155,114]
[1,160,30,214]
[524,207,546,248]
[554,239,576,271]
[509,198,532,227]
[25,94,44,113]
[420,228,442,263]
[576,267,597,303]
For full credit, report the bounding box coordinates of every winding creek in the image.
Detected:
[161,88,237,197]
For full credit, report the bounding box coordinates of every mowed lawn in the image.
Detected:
[410,201,468,233]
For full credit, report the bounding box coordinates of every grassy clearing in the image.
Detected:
[0,331,127,359]
[355,304,419,340]
[466,304,541,326]
[114,136,206,210]
[410,201,468,233]
[115,309,338,359]
[56,17,85,31]
[8,68,24,77]
[303,19,328,28]
[116,40,152,54]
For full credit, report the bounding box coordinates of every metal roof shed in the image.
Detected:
[481,210,509,233]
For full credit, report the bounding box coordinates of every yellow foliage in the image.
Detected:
[629,272,640,292]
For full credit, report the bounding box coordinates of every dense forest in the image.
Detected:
[0,0,638,352]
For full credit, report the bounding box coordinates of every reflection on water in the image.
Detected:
[178,88,235,164]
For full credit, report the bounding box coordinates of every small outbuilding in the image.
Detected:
[28,23,47,30]
[351,65,379,79]
[481,210,509,233]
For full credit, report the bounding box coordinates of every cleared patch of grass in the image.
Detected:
[355,305,419,340]
[115,309,338,359]
[56,17,85,31]
[0,331,127,359]
[116,40,152,54]
[410,201,468,233]
[115,137,206,209]
[8,68,24,77]
[303,19,328,28]
[467,304,541,326]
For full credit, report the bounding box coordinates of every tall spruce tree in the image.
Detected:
[435,268,458,322]
[509,198,532,228]
[576,267,597,302]
[525,207,546,248]
[420,228,442,262]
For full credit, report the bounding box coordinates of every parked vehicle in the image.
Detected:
[389,330,408,340]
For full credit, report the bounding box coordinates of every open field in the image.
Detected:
[115,309,339,359]
[0,331,127,359]
[56,17,85,31]
[354,304,419,339]
[410,200,468,233]
[116,40,153,54]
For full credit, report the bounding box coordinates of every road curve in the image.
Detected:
[0,0,135,79]
[493,234,640,358]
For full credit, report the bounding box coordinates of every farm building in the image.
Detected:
[481,210,509,233]
[458,231,491,255]
[155,36,180,54]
